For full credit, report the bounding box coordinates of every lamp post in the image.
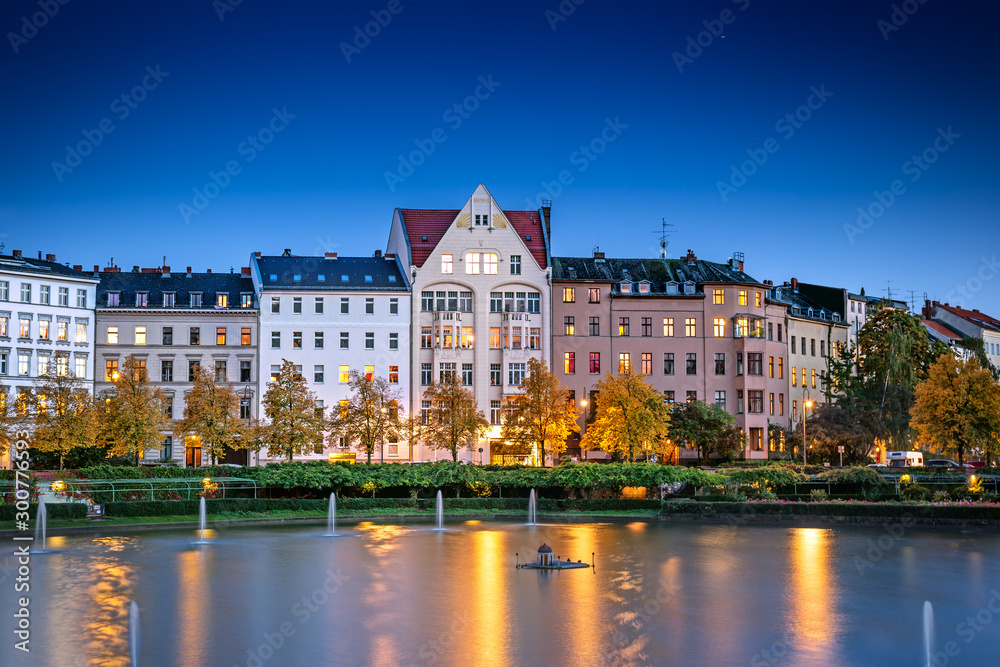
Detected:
[580,398,588,462]
[802,392,814,466]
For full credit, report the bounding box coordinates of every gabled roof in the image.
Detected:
[551,256,760,293]
[398,208,548,268]
[254,255,407,291]
[923,319,963,342]
[0,254,97,282]
[97,271,256,309]
[934,303,1000,333]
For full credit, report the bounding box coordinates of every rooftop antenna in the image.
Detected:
[907,290,918,313]
[884,281,894,302]
[651,218,675,258]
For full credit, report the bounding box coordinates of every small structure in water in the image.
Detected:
[517,544,592,570]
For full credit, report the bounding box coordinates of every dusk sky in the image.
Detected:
[2,0,998,314]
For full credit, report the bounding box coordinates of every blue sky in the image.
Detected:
[2,0,998,314]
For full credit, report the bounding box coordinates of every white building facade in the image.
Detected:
[1,251,97,468]
[386,185,552,464]
[251,251,411,463]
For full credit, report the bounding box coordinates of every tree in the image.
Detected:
[667,399,742,464]
[581,371,671,462]
[0,380,16,467]
[500,357,578,465]
[794,405,874,466]
[22,370,98,470]
[958,337,1000,381]
[174,367,247,466]
[398,411,428,462]
[329,371,402,464]
[911,354,1000,466]
[97,355,170,464]
[261,359,327,462]
[421,375,489,462]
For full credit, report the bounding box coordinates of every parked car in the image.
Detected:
[925,459,974,469]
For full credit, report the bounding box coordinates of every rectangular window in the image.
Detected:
[287,297,300,314]
[389,298,399,315]
[618,317,629,337]
[269,365,280,382]
[748,353,763,376]
[74,356,86,379]
[641,353,652,375]
[466,252,481,275]
[490,400,502,425]
[314,365,324,384]
[586,287,600,304]
[188,360,200,382]
[527,292,540,313]
[341,298,349,314]
[664,353,674,375]
[240,328,251,346]
[738,290,748,306]
[663,318,674,337]
[712,288,724,305]
[212,293,227,308]
[589,317,600,336]
[40,285,50,305]
[792,367,798,387]
[441,254,453,274]
[737,390,744,414]
[390,332,399,350]
[389,365,399,384]
[107,292,120,307]
[508,363,525,386]
[510,255,521,274]
[461,363,473,386]
[107,326,118,344]
[802,367,807,388]
[215,360,227,382]
[0,316,6,336]
[686,391,697,403]
[190,327,200,345]
[339,365,350,383]
[685,318,696,337]
[133,326,146,345]
[420,400,431,424]
[459,327,473,348]
[663,390,675,405]
[562,287,575,303]
[217,327,226,345]
[38,319,49,339]
[439,362,456,383]
[528,328,540,349]
[422,291,434,311]
[163,293,175,307]
[685,353,697,375]
[271,331,280,349]
[315,332,324,349]
[791,336,796,354]
[490,327,500,349]
[490,363,502,386]
[365,298,374,315]
[564,352,575,374]
[341,331,350,349]
[820,340,825,357]
[163,326,173,345]
[811,339,816,356]
[0,281,7,301]
[812,369,817,388]
[768,322,774,341]
[778,358,784,379]
[564,316,575,336]
[589,352,600,374]
[418,327,431,349]
[240,360,251,382]
[421,363,432,386]
[715,390,726,410]
[779,393,785,416]
[756,292,762,307]
[714,353,725,375]
[777,324,782,342]
[365,332,374,350]
[483,253,498,274]
[459,292,473,312]
[748,390,764,414]
[713,318,725,337]
[106,359,118,381]
[59,321,68,341]
[641,317,652,337]
[769,392,775,416]
[619,352,630,374]
[510,326,521,349]
[241,293,252,308]
[490,292,502,313]
[190,293,202,307]
[21,283,31,303]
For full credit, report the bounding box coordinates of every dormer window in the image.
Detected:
[293,274,302,282]
[364,275,373,283]
[638,281,650,294]
[684,282,695,295]
[190,293,203,307]
[217,293,229,308]
[388,275,396,282]
[241,293,252,308]
[317,274,325,282]
[620,282,631,294]
[666,282,678,295]
[163,293,175,307]
[107,292,120,307]
[269,274,277,281]
[341,275,349,282]
[135,292,148,307]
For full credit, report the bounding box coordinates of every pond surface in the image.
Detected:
[2,519,999,666]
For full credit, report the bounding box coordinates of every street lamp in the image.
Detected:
[802,392,814,466]
[580,398,588,462]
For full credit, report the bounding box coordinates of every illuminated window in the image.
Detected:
[779,394,785,415]
[389,366,399,384]
[738,290,748,306]
[589,352,600,374]
[685,318,696,337]
[217,327,226,345]
[663,318,674,337]
[105,359,118,381]
[441,254,453,274]
[107,326,118,345]
[465,252,481,274]
[802,368,807,387]
[712,289,724,305]
[483,253,498,274]
[339,365,349,383]
[641,353,652,375]
[589,288,600,303]
[490,327,500,349]
[778,358,784,379]
[812,369,817,388]
[563,287,575,303]
[619,317,629,336]
[242,328,251,346]
[74,356,86,379]
[39,319,49,339]
[365,365,375,381]
[769,392,775,416]
[713,318,725,337]
[135,326,146,345]
[217,293,228,308]
[619,353,630,374]
[58,321,68,341]
[564,316,575,336]
[792,367,797,386]
[755,292,762,307]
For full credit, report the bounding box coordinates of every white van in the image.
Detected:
[887,451,923,468]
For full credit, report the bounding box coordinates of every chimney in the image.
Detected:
[206,269,212,274]
[73,265,82,271]
[46,253,56,262]
[738,259,744,272]
[241,266,251,276]
[162,266,171,277]
[282,248,292,257]
[38,251,42,259]
[186,267,192,277]
[790,278,798,291]
[541,200,552,239]
[325,252,338,259]
[593,250,605,260]
[12,250,21,258]
[253,251,262,258]
[685,249,697,265]
[93,265,100,273]
[132,265,140,273]
[374,249,382,258]
[922,299,932,317]
[385,253,395,260]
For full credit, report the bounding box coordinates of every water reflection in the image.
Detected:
[786,528,840,655]
[178,549,210,665]
[84,557,135,666]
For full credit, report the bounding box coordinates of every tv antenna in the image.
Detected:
[651,218,675,258]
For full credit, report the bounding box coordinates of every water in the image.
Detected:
[325,493,337,536]
[33,499,47,553]
[435,490,444,529]
[129,600,140,666]
[527,488,537,525]
[3,523,998,666]
[193,497,209,544]
[924,600,934,667]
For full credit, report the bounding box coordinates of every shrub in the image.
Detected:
[809,489,828,501]
[0,503,87,521]
[901,485,932,502]
[931,491,950,503]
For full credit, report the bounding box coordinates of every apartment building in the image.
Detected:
[1,251,98,469]
[552,249,789,461]
[921,300,1000,369]
[250,250,410,463]
[95,265,259,466]
[386,184,551,464]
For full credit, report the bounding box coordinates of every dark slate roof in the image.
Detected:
[96,271,257,309]
[772,284,846,325]
[551,256,761,294]
[0,254,98,281]
[254,255,408,291]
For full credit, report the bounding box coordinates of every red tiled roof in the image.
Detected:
[936,303,1000,332]
[923,319,962,341]
[400,208,548,268]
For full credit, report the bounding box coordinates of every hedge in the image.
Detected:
[660,500,1000,521]
[0,503,88,521]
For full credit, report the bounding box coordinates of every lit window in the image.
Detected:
[619,353,630,374]
[738,290,748,306]
[217,327,227,345]
[339,365,349,383]
[589,352,600,374]
[589,288,600,303]
[441,254,453,274]
[57,321,68,341]
[663,318,674,337]
[389,366,399,384]
[136,292,148,307]
[564,317,575,336]
[107,326,118,345]
[39,319,49,339]
[755,292,762,307]
[685,318,696,337]
[465,252,480,274]
[713,289,724,305]
[483,253,498,274]
[562,288,575,303]
[135,326,146,345]
[564,352,575,374]
[713,318,725,337]
[365,365,374,381]
[641,353,652,375]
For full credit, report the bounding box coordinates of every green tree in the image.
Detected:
[957,337,1000,381]
[22,369,98,470]
[174,366,248,465]
[797,404,873,466]
[97,355,170,464]
[329,371,402,464]
[667,399,742,464]
[422,375,489,462]
[261,359,327,462]
[581,371,672,462]
[911,354,1000,466]
[500,357,578,466]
